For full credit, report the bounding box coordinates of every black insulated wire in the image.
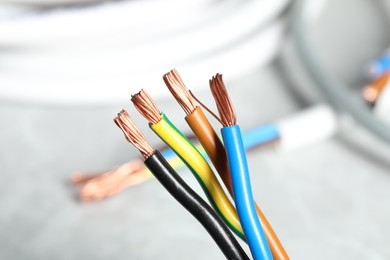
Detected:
[144,150,249,260]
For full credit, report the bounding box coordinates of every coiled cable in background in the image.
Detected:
[292,0,390,144]
[0,0,290,105]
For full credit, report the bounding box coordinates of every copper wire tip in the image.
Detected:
[114,109,154,159]
[209,74,237,127]
[131,89,162,124]
[163,69,196,115]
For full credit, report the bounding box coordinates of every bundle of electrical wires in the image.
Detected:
[114,110,249,260]
[105,66,340,259]
[131,89,246,240]
[162,69,287,259]
[110,69,291,259]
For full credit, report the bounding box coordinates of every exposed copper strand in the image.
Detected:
[76,160,148,202]
[163,69,196,115]
[72,172,102,185]
[131,89,162,124]
[209,74,237,126]
[189,90,224,125]
[114,109,154,159]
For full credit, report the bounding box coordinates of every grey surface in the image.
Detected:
[1,0,390,259]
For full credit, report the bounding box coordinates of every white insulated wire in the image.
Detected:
[277,104,338,151]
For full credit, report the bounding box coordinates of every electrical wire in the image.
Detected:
[72,160,150,201]
[163,69,288,260]
[131,89,246,240]
[243,124,280,150]
[362,71,390,105]
[292,0,390,144]
[210,74,273,260]
[114,110,249,260]
[365,51,390,79]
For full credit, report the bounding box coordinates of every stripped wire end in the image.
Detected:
[163,69,196,115]
[72,160,149,202]
[163,68,223,125]
[131,89,162,124]
[209,74,237,127]
[114,109,154,159]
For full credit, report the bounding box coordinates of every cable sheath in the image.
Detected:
[222,125,273,260]
[144,151,249,260]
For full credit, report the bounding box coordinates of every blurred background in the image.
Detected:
[1,0,390,259]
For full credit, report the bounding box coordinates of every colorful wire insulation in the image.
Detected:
[145,151,249,260]
[222,125,273,260]
[186,109,286,260]
[150,113,246,240]
[160,123,279,165]
[365,53,390,79]
[209,73,272,260]
[163,69,287,259]
[73,122,280,202]
[114,111,249,260]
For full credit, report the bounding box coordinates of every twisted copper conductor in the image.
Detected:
[209,74,237,126]
[131,89,162,124]
[114,109,154,159]
[163,69,196,114]
[162,69,223,124]
[72,160,149,202]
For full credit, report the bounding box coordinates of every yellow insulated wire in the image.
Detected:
[150,114,245,240]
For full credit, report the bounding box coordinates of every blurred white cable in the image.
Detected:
[0,0,290,105]
[277,104,337,151]
[2,0,222,46]
[0,20,284,105]
[0,0,287,56]
[0,0,284,47]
